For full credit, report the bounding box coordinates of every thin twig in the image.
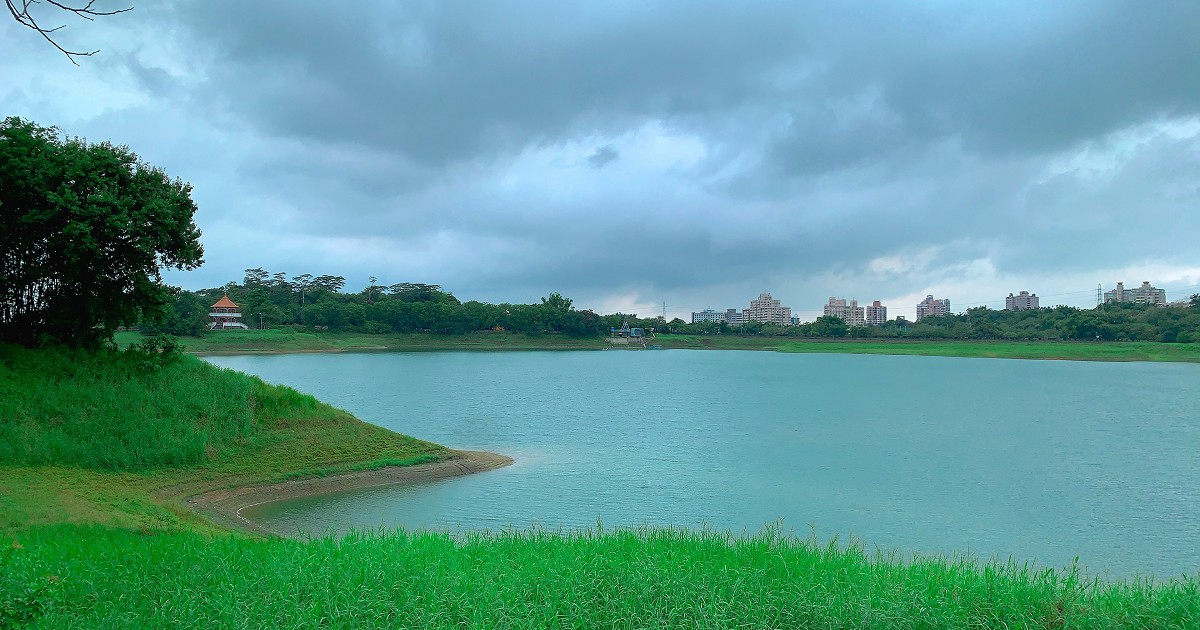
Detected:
[6,0,133,65]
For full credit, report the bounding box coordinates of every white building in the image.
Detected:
[823,297,866,327]
[743,292,792,326]
[865,300,887,325]
[1104,281,1166,306]
[915,295,951,321]
[690,307,746,324]
[1005,291,1039,310]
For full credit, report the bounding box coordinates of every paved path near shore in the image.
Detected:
[188,450,513,537]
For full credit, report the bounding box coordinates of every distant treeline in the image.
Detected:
[143,269,618,337]
[661,300,1200,343]
[145,268,1200,343]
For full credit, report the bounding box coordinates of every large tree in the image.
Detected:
[0,117,204,348]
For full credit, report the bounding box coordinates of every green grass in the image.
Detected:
[0,343,449,534]
[656,335,1200,362]
[0,344,256,469]
[5,526,1197,628]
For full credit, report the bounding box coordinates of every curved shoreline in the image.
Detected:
[187,450,513,537]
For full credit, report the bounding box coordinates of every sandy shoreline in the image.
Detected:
[187,450,513,537]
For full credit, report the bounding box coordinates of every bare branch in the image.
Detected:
[6,0,133,65]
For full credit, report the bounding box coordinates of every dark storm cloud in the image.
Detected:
[172,0,1199,302]
[175,1,811,166]
[173,1,1200,170]
[748,2,1200,181]
[121,58,177,99]
[587,145,619,169]
[8,1,1196,313]
[998,123,1200,273]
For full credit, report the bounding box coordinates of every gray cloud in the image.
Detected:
[3,0,1198,317]
[169,2,1200,167]
[174,1,812,167]
[587,145,619,169]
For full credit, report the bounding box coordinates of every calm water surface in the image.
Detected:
[205,351,1200,578]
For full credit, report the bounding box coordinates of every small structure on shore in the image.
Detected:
[608,321,653,347]
[610,321,644,339]
[209,295,249,330]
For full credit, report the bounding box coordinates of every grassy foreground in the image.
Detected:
[6,527,1197,629]
[3,343,1198,628]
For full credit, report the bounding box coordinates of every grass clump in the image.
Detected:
[275,454,442,481]
[0,343,450,534]
[5,526,1197,628]
[0,343,256,470]
[0,342,447,475]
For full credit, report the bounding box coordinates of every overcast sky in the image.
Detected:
[4,1,1198,320]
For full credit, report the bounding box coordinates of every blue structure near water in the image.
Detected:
[611,322,644,338]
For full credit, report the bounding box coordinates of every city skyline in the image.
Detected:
[690,281,1187,325]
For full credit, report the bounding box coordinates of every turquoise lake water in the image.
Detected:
[205,350,1200,578]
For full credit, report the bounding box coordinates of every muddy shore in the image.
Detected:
[188,450,513,537]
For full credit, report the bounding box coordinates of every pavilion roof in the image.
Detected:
[212,295,238,308]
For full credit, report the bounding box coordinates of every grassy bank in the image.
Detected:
[114,330,1200,362]
[4,344,1198,628]
[114,329,611,354]
[6,526,1197,628]
[656,334,1200,362]
[0,343,448,534]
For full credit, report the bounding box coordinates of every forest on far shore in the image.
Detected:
[145,269,1200,343]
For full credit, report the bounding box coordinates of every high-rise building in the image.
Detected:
[743,292,792,326]
[1005,291,1039,310]
[1104,281,1166,306]
[864,300,887,325]
[823,297,866,327]
[915,295,951,321]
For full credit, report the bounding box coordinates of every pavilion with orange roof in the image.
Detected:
[209,295,249,330]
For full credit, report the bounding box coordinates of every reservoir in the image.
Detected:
[206,350,1200,578]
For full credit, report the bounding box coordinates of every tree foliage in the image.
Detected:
[665,302,1200,343]
[163,263,1200,344]
[177,272,609,338]
[0,117,204,348]
[139,290,208,337]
